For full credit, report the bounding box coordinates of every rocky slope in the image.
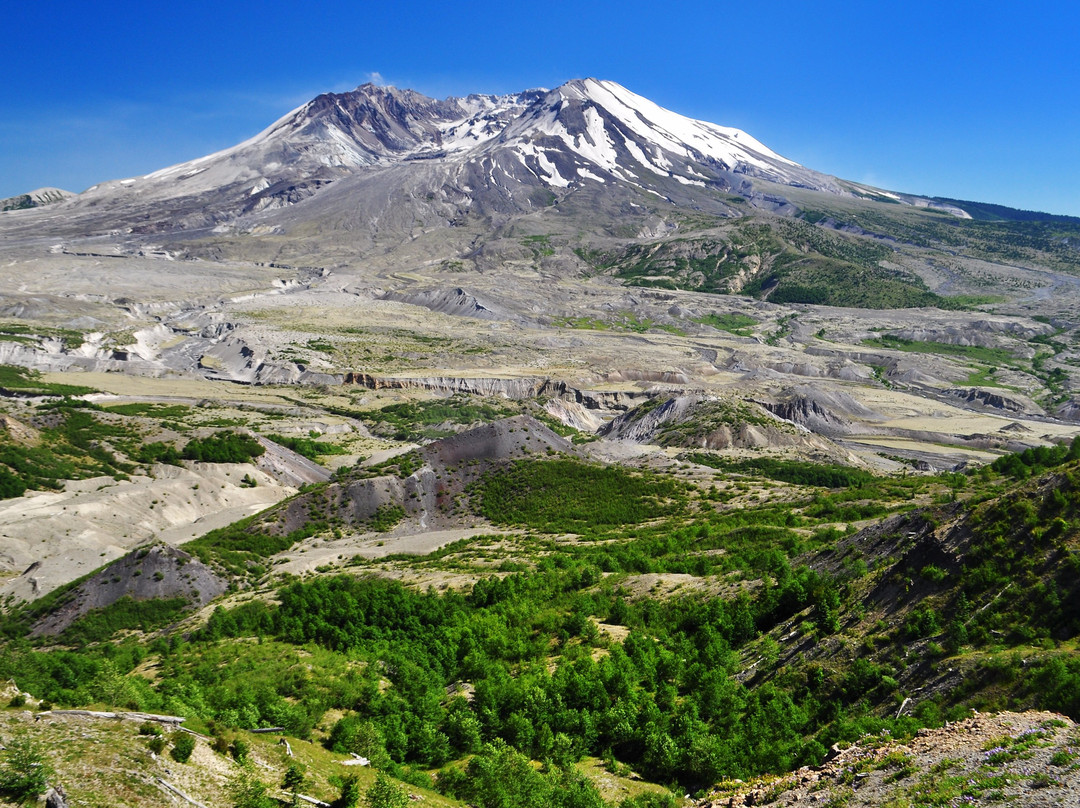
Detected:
[254,415,574,543]
[698,711,1080,808]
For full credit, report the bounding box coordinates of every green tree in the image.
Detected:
[366,771,409,808]
[282,763,307,808]
[227,764,275,808]
[171,732,196,763]
[459,740,547,808]
[0,739,54,805]
[329,773,362,808]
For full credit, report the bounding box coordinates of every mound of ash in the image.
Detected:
[761,385,886,437]
[262,415,575,537]
[944,386,1043,415]
[600,394,841,454]
[29,543,227,637]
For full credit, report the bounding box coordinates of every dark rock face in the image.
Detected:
[945,387,1029,413]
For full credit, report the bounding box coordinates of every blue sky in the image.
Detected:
[4,0,1079,215]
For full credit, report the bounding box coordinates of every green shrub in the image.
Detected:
[265,434,348,460]
[0,738,53,804]
[227,763,275,808]
[366,772,408,808]
[476,458,686,533]
[330,774,362,808]
[170,732,196,763]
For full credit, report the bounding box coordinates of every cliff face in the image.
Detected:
[342,373,650,410]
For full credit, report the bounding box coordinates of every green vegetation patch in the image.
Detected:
[58,596,191,645]
[579,221,974,309]
[181,431,264,463]
[655,399,782,447]
[688,454,878,488]
[364,397,519,442]
[0,404,138,498]
[368,504,406,533]
[475,457,688,533]
[863,334,1016,366]
[798,205,1080,275]
[948,464,1080,647]
[134,441,182,465]
[102,402,192,419]
[521,234,555,257]
[0,325,84,351]
[265,433,349,461]
[184,510,326,578]
[585,236,756,294]
[0,364,96,397]
[552,312,681,335]
[989,437,1080,480]
[551,315,610,331]
[357,450,424,480]
[757,257,963,309]
[692,312,758,336]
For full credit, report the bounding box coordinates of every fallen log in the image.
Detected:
[156,779,209,808]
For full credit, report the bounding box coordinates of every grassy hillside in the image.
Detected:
[2,427,1079,804]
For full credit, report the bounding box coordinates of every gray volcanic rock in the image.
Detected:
[380,287,513,321]
[763,386,888,437]
[421,414,573,466]
[944,387,1043,415]
[262,415,575,539]
[254,435,334,487]
[1056,397,1080,422]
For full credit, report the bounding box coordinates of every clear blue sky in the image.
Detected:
[4,0,1079,215]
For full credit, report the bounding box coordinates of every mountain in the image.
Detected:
[4,78,966,239]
